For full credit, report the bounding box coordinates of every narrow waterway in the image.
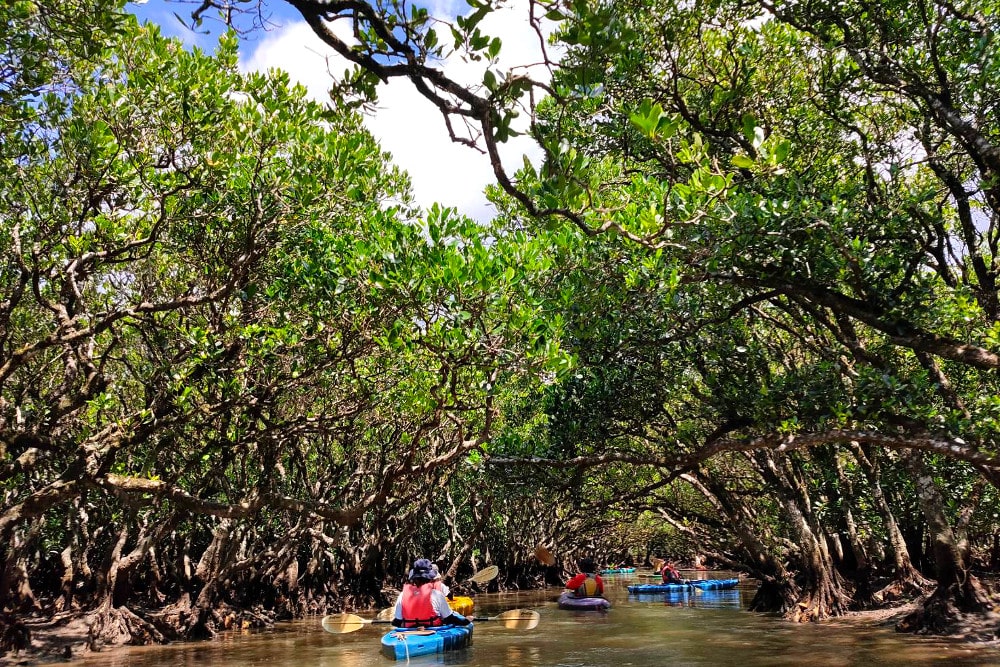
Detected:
[64,572,1000,666]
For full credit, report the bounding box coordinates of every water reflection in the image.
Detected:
[63,572,1000,667]
[628,589,742,608]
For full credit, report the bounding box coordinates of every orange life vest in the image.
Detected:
[400,582,442,627]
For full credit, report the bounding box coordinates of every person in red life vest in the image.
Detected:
[564,557,605,598]
[391,558,471,628]
[660,560,686,584]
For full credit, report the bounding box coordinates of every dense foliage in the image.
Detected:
[1,0,561,645]
[275,0,1000,631]
[4,0,1000,653]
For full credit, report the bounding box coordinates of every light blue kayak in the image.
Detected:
[599,567,636,574]
[627,577,740,594]
[379,620,473,660]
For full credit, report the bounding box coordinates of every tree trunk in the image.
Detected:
[687,471,801,614]
[834,454,869,573]
[849,444,932,600]
[756,451,852,621]
[896,452,993,634]
[0,521,42,612]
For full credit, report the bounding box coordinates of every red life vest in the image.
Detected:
[400,582,442,627]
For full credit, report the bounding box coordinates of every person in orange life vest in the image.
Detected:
[660,561,686,584]
[564,557,604,598]
[391,558,470,628]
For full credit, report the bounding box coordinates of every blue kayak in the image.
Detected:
[599,567,636,574]
[557,592,611,611]
[380,621,473,660]
[627,578,740,594]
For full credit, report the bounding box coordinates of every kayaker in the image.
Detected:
[391,558,471,628]
[660,560,686,584]
[429,563,454,599]
[564,557,605,598]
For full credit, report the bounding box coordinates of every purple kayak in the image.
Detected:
[558,592,611,611]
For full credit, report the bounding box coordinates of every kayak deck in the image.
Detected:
[557,591,611,611]
[380,622,473,661]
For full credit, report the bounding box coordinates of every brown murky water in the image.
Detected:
[64,573,1000,666]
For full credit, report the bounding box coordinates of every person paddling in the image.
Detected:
[429,563,452,598]
[564,557,605,598]
[391,558,471,628]
[660,560,686,585]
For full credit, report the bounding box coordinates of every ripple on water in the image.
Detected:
[62,577,1000,667]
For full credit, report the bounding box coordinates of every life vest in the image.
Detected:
[431,579,451,598]
[400,582,442,627]
[661,564,682,583]
[574,574,601,598]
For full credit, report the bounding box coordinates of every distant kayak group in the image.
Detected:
[558,555,740,611]
[323,554,740,660]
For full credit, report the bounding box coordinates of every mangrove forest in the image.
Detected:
[3,0,1000,658]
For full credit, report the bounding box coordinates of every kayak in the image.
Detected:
[449,595,474,616]
[380,620,473,660]
[627,577,740,594]
[557,592,611,611]
[599,567,636,575]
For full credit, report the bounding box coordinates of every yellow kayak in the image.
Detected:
[450,595,474,616]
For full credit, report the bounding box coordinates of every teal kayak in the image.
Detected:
[627,578,740,594]
[379,621,473,660]
[599,567,636,574]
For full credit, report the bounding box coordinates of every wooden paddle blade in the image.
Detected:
[375,607,395,621]
[492,609,540,630]
[534,545,555,566]
[321,614,369,634]
[469,564,499,584]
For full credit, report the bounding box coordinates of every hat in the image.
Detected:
[408,558,436,581]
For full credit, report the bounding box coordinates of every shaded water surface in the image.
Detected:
[65,572,1000,666]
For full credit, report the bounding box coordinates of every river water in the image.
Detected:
[65,572,1000,666]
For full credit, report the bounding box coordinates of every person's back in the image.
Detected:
[392,558,471,628]
[661,561,684,584]
[564,557,605,598]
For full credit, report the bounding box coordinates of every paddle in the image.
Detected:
[534,544,556,566]
[476,609,540,630]
[467,564,499,585]
[320,608,540,634]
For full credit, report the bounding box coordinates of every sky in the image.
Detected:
[127,0,552,222]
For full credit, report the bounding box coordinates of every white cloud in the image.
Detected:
[240,2,552,222]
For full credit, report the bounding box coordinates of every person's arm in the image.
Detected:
[432,590,471,625]
[565,573,585,590]
[390,594,405,627]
